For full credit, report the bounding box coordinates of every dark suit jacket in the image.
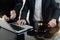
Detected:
[21,0,60,26]
[0,0,23,20]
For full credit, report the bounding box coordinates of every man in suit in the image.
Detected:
[0,0,25,40]
[17,0,60,38]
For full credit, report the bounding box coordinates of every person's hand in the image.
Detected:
[2,15,9,21]
[10,10,16,19]
[17,20,26,25]
[48,19,57,27]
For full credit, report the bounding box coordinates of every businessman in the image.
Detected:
[17,0,60,39]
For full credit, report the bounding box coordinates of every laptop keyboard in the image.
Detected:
[10,24,24,31]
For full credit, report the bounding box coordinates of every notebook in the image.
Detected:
[0,18,33,33]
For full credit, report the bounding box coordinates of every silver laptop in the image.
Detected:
[0,18,33,33]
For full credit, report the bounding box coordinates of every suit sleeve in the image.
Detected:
[20,0,29,20]
[51,0,60,21]
[14,0,23,19]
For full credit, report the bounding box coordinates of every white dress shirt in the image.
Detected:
[34,0,43,21]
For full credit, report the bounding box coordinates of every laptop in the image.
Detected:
[0,18,33,33]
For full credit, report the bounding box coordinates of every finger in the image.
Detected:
[21,21,25,25]
[20,20,26,25]
[23,21,26,25]
[2,16,9,21]
[48,24,51,27]
[22,20,26,25]
[10,16,16,19]
[10,13,16,16]
[17,20,21,25]
[51,22,56,27]
[17,20,23,25]
[17,20,26,26]
[6,17,9,21]
[48,22,56,27]
[52,23,56,27]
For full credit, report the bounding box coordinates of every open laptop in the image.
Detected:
[0,18,33,33]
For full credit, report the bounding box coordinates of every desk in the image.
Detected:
[0,24,33,40]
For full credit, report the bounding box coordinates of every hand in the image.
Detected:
[10,10,16,19]
[17,20,26,25]
[48,19,57,27]
[2,15,9,21]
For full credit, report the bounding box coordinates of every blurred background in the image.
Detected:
[0,0,60,40]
